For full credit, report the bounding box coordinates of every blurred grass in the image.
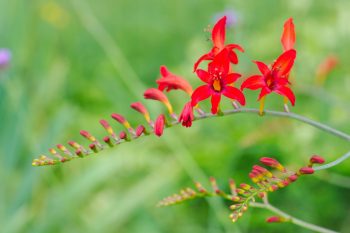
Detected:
[1,0,350,232]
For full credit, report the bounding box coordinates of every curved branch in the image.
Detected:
[250,202,338,233]
[314,150,350,171]
[195,108,350,142]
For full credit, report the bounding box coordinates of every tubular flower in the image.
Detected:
[179,101,194,127]
[191,49,245,114]
[157,65,193,96]
[194,16,244,71]
[241,49,297,114]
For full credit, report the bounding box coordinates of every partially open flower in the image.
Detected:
[157,65,193,96]
[179,102,194,127]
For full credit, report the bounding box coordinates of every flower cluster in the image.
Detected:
[32,16,297,167]
[158,155,325,223]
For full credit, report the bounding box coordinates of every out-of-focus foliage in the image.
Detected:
[0,0,349,232]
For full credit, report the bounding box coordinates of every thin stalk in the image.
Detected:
[195,108,350,142]
[314,150,350,171]
[250,201,338,233]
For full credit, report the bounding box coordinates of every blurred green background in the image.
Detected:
[1,0,350,232]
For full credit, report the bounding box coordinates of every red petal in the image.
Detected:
[223,86,246,105]
[229,50,238,64]
[160,65,170,77]
[212,16,226,50]
[196,69,210,83]
[225,73,241,84]
[281,18,295,51]
[274,86,296,106]
[211,93,221,114]
[209,49,230,75]
[272,49,296,77]
[193,53,212,71]
[254,61,270,76]
[226,44,244,53]
[191,85,211,106]
[258,87,272,100]
[241,75,265,90]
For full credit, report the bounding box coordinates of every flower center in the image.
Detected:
[213,79,222,91]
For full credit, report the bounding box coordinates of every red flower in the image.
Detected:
[179,102,194,127]
[193,16,244,71]
[191,49,245,114]
[241,49,297,113]
[157,65,193,96]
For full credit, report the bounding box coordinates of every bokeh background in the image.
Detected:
[1,0,350,232]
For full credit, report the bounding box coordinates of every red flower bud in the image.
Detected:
[130,102,151,123]
[119,131,127,140]
[154,114,165,137]
[179,102,194,127]
[111,113,132,130]
[260,157,285,172]
[310,155,325,164]
[135,125,145,137]
[100,119,116,137]
[288,174,298,182]
[299,167,315,175]
[266,216,286,223]
[144,88,173,114]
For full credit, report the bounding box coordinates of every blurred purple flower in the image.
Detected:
[0,49,11,69]
[213,10,238,28]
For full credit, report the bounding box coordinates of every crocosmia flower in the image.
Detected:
[191,49,245,114]
[156,65,193,96]
[241,49,297,114]
[194,16,244,71]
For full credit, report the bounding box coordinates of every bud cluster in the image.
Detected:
[158,155,325,224]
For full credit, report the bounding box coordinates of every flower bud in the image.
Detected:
[310,155,325,164]
[154,114,165,137]
[144,88,173,114]
[260,157,286,172]
[130,102,151,123]
[299,167,314,175]
[266,216,286,223]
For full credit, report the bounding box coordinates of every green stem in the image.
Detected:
[250,201,338,233]
[313,150,350,171]
[194,108,350,142]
